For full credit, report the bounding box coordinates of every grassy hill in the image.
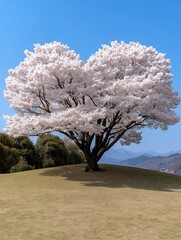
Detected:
[0,164,181,240]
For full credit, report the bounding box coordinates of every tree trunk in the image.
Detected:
[84,152,100,172]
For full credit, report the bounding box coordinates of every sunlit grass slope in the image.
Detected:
[0,164,181,240]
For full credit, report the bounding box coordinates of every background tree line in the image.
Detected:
[0,133,84,173]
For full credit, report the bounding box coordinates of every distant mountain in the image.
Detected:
[136,150,161,156]
[100,148,140,165]
[119,153,181,176]
[130,150,181,157]
[99,147,181,176]
[161,150,181,157]
[120,154,153,166]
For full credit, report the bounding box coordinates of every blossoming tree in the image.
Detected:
[4,41,180,171]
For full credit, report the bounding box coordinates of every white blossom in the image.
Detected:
[4,41,180,158]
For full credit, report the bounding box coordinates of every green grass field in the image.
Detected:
[0,164,181,240]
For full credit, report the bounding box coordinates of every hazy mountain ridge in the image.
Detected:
[120,153,181,176]
[100,148,181,176]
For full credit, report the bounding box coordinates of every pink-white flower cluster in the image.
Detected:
[4,41,180,145]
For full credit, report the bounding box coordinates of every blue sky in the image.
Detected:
[0,0,180,153]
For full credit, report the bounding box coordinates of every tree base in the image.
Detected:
[85,164,105,172]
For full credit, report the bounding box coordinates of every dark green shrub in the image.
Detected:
[0,133,14,147]
[69,150,84,164]
[35,134,69,167]
[64,139,85,164]
[0,143,21,173]
[12,136,37,167]
[0,133,39,172]
[42,158,55,168]
[11,156,34,173]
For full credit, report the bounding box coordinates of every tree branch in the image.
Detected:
[37,89,51,113]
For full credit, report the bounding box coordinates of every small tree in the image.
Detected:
[64,138,85,164]
[12,136,37,167]
[35,134,69,167]
[4,41,180,171]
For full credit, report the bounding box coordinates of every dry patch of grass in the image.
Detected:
[0,164,181,240]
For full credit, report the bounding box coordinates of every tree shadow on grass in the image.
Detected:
[40,164,181,192]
